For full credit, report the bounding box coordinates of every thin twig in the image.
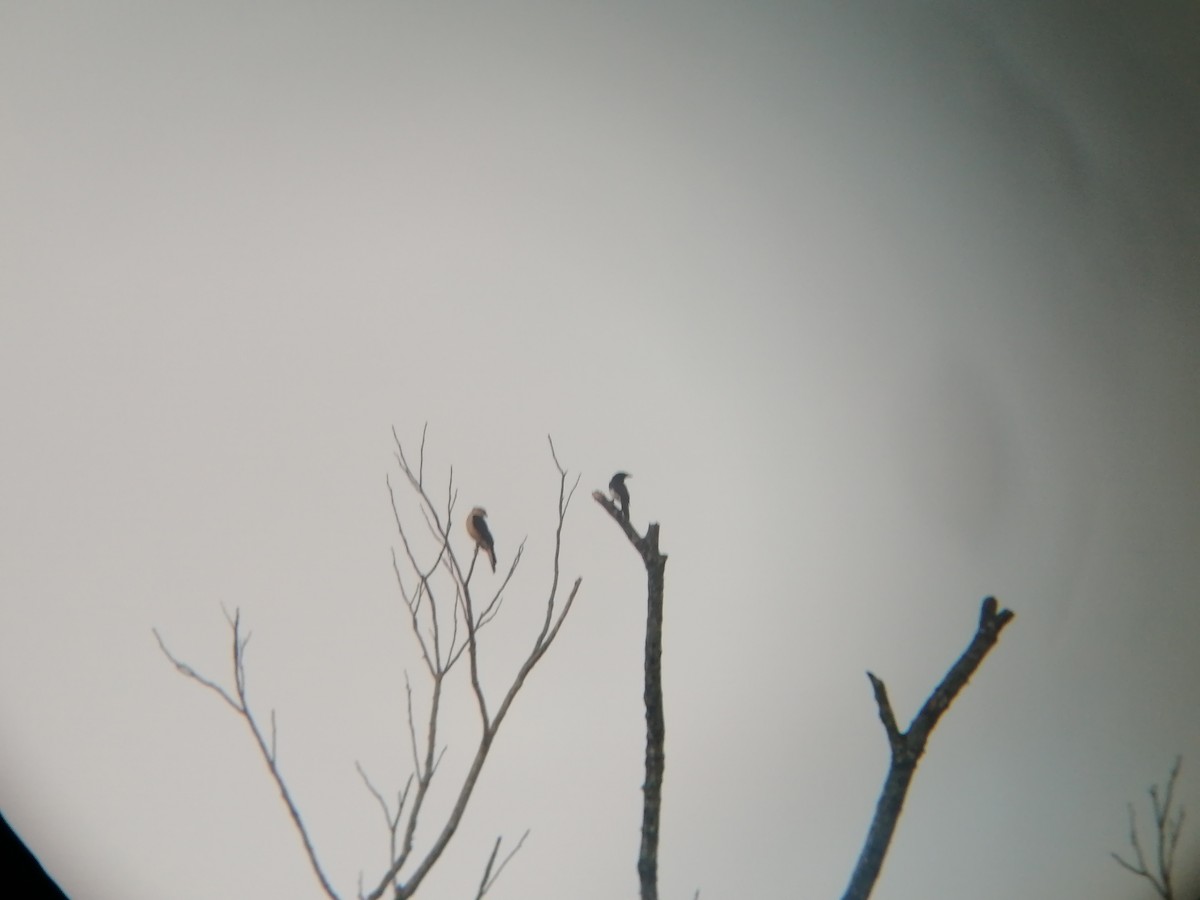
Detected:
[151,629,241,713]
[356,761,396,828]
[475,829,531,899]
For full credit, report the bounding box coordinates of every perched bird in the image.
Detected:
[609,472,631,521]
[466,506,497,573]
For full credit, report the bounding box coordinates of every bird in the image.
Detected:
[466,506,497,573]
[609,472,631,521]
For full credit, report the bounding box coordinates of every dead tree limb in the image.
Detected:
[1111,756,1186,900]
[594,489,668,900]
[841,596,1015,900]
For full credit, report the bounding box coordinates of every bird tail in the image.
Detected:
[487,548,496,572]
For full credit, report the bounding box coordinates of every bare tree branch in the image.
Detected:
[841,596,1015,900]
[153,614,341,900]
[156,427,582,900]
[1112,756,1186,900]
[362,430,582,900]
[594,487,668,900]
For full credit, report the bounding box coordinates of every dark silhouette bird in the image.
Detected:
[466,506,496,572]
[609,472,631,521]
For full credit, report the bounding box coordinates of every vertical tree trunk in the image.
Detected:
[638,530,667,900]
[594,492,668,900]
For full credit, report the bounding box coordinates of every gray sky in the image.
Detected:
[2,2,1198,898]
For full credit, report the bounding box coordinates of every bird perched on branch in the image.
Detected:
[466,507,497,572]
[609,472,631,521]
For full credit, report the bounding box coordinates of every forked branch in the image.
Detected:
[473,829,531,900]
[841,596,1015,900]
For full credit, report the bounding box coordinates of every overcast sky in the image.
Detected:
[2,2,1198,899]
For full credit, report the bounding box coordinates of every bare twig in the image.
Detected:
[473,829,530,899]
[841,596,1015,900]
[402,673,423,778]
[356,761,410,872]
[417,423,427,487]
[151,629,240,713]
[1111,756,1186,900]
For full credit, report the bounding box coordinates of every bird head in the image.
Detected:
[470,506,487,519]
